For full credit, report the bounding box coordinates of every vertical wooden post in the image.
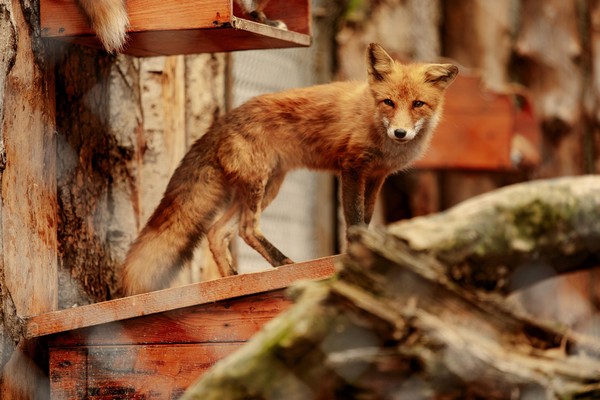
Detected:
[0,0,58,397]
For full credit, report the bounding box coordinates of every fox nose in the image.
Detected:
[394,129,407,139]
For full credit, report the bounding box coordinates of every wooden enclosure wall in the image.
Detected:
[336,0,599,331]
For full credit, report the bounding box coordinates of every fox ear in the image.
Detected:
[367,43,394,82]
[425,64,459,89]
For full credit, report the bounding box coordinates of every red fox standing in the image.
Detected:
[119,43,458,295]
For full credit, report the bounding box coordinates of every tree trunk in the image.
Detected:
[55,46,142,306]
[182,177,600,400]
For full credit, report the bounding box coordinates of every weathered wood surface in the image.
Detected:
[0,0,58,398]
[47,290,296,398]
[55,46,141,306]
[50,344,240,399]
[47,290,292,347]
[182,177,600,400]
[25,256,337,339]
[40,0,311,56]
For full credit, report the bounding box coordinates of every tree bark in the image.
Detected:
[182,177,600,400]
[55,47,142,306]
[388,175,600,293]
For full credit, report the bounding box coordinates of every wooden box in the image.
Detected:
[40,0,312,56]
[27,258,336,398]
[415,73,541,171]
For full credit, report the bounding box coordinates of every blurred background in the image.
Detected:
[50,0,599,335]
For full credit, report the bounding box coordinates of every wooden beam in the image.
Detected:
[25,256,338,339]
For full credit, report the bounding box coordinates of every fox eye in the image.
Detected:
[383,99,395,107]
[413,100,425,108]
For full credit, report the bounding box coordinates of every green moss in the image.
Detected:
[510,199,573,240]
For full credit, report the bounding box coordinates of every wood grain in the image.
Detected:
[47,290,292,346]
[26,256,338,338]
[50,343,240,398]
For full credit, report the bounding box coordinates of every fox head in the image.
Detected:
[367,43,458,143]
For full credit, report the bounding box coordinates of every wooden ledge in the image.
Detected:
[40,0,312,56]
[25,256,338,339]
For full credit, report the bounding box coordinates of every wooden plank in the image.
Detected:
[415,74,540,171]
[49,348,87,399]
[25,256,338,339]
[48,25,311,57]
[50,343,240,399]
[47,290,292,346]
[415,74,512,170]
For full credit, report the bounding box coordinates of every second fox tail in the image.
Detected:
[77,0,129,53]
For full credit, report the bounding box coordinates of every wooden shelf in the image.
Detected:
[415,73,541,171]
[40,0,312,56]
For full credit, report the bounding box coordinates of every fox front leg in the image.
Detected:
[341,169,366,234]
[363,175,386,225]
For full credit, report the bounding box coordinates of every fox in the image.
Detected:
[121,43,458,295]
[76,0,286,53]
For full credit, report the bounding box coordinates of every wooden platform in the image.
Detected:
[26,257,337,398]
[40,0,312,56]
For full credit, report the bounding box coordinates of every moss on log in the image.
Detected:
[388,175,600,293]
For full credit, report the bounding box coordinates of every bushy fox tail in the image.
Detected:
[77,0,129,53]
[121,161,230,296]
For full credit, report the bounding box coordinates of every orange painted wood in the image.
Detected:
[415,74,541,171]
[44,259,337,398]
[40,0,311,56]
[26,256,338,339]
[47,290,292,346]
[50,343,240,398]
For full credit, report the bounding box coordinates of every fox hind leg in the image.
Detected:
[207,202,241,277]
[238,177,293,267]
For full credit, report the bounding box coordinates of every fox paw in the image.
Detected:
[249,10,288,30]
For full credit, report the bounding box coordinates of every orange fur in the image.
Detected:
[121,43,458,295]
[77,0,129,53]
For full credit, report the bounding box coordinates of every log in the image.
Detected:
[388,175,600,293]
[182,177,600,399]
